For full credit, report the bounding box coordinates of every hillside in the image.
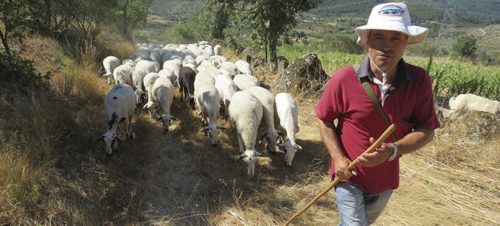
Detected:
[149,0,500,26]
[311,0,500,26]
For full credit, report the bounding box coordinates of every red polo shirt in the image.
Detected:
[316,57,440,194]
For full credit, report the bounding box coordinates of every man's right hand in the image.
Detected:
[334,155,357,181]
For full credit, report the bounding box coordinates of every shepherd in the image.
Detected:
[315,2,440,225]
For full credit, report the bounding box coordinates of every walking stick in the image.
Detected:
[284,124,397,226]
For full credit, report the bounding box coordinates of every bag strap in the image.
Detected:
[354,65,398,140]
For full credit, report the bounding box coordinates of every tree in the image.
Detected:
[0,0,34,56]
[116,0,151,38]
[230,0,323,70]
[452,35,478,59]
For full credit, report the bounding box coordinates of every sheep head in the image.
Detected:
[158,114,176,132]
[203,124,218,147]
[279,140,302,167]
[239,150,262,177]
[97,131,120,156]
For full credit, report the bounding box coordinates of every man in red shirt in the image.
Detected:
[316,2,440,225]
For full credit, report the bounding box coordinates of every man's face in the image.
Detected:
[367,30,408,72]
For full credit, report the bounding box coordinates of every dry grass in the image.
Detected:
[96,28,136,60]
[1,35,499,225]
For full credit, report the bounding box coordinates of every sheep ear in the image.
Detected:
[238,153,246,160]
[97,136,105,141]
[115,137,123,143]
[255,151,263,156]
[294,144,303,150]
[157,116,163,121]
[278,143,286,147]
[170,116,177,121]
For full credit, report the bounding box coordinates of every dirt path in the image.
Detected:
[127,89,329,225]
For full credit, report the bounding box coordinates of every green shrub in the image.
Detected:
[319,33,364,54]
[165,23,201,44]
[0,51,51,89]
[452,35,478,59]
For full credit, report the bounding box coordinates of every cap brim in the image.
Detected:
[355,25,428,47]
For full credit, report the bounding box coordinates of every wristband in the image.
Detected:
[388,143,398,161]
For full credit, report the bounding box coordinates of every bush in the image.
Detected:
[452,35,478,59]
[165,23,201,44]
[0,51,51,90]
[319,33,364,54]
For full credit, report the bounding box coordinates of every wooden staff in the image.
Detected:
[284,124,397,226]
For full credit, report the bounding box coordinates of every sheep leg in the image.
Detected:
[237,134,245,153]
[125,116,133,140]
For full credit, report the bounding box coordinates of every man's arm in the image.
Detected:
[318,119,356,180]
[395,128,435,155]
[358,128,435,167]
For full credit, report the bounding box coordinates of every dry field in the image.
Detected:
[0,36,498,225]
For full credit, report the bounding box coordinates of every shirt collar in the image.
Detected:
[356,57,416,82]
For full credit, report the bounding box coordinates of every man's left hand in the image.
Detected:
[358,137,394,167]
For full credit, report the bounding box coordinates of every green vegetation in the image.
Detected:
[453,35,478,59]
[278,43,500,100]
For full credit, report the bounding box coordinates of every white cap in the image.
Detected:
[355,2,428,47]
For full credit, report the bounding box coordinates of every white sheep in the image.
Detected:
[215,73,238,117]
[194,71,216,94]
[182,55,197,67]
[449,93,500,116]
[131,67,148,105]
[218,61,238,77]
[122,59,136,68]
[136,60,160,73]
[102,56,120,84]
[113,64,134,85]
[233,74,259,90]
[98,84,136,156]
[158,68,177,86]
[235,60,252,76]
[229,91,264,177]
[163,58,182,83]
[214,44,222,56]
[198,41,209,46]
[275,93,302,166]
[150,77,177,132]
[195,83,221,146]
[247,86,279,153]
[143,72,160,111]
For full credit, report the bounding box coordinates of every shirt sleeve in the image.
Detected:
[316,75,341,122]
[413,72,440,130]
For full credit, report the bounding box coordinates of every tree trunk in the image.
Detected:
[267,31,278,72]
[264,32,269,64]
[0,29,11,57]
[44,0,52,30]
[123,0,129,36]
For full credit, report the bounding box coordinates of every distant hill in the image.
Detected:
[149,0,202,21]
[311,0,500,26]
[149,0,500,26]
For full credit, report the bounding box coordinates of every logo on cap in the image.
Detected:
[379,5,404,16]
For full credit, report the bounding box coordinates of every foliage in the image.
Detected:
[0,0,37,56]
[201,0,323,65]
[165,23,201,44]
[197,1,233,40]
[452,35,478,59]
[278,43,500,100]
[114,0,151,36]
[0,51,51,89]
[319,33,363,54]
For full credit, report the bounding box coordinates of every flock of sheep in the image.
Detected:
[97,41,302,177]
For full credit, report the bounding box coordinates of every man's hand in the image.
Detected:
[334,155,357,181]
[358,137,394,167]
